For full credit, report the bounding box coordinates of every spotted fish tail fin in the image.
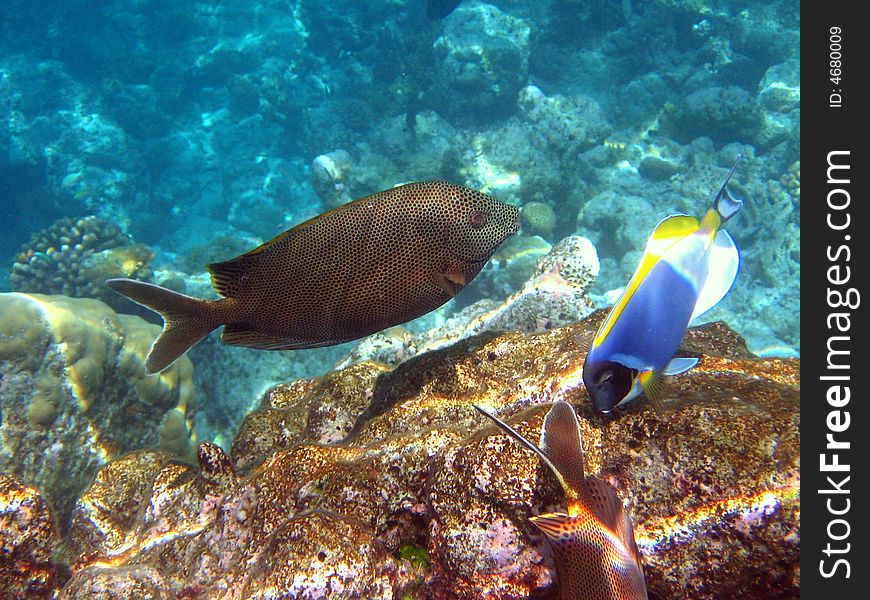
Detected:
[106,278,224,374]
[713,156,744,225]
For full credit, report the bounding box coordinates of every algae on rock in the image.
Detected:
[0,292,196,520]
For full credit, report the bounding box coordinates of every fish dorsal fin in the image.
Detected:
[539,401,587,497]
[690,229,740,322]
[208,253,261,298]
[207,200,362,297]
[472,404,573,496]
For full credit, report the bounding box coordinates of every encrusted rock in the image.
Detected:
[0,293,196,520]
[44,314,798,599]
[59,566,169,599]
[233,361,389,472]
[0,473,66,598]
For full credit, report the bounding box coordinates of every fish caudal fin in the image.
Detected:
[713,157,744,224]
[691,229,740,322]
[106,278,223,374]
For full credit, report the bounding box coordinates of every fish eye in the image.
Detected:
[469,210,488,229]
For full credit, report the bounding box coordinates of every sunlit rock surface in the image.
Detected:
[4,312,799,599]
[0,473,66,598]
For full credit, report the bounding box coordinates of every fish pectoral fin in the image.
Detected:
[433,266,466,297]
[529,511,573,542]
[690,229,740,322]
[663,357,699,376]
[575,333,592,353]
[638,369,667,412]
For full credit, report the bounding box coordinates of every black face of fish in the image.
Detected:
[583,360,634,413]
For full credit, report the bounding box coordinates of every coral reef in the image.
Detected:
[432,2,531,123]
[0,293,195,520]
[1,1,801,355]
[2,313,798,598]
[10,216,153,312]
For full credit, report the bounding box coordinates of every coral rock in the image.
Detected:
[517,85,612,156]
[310,149,354,209]
[11,314,797,599]
[433,3,530,123]
[0,293,196,520]
[0,473,65,598]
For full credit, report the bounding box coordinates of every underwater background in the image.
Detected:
[1,1,799,598]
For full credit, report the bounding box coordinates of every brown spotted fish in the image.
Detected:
[108,181,519,374]
[474,401,648,600]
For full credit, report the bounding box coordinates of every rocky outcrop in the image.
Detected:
[2,312,799,598]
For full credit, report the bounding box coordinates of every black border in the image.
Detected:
[802,4,867,597]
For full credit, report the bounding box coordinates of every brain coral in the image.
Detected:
[10,216,153,308]
[520,201,557,237]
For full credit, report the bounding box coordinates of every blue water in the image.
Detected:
[1,0,799,426]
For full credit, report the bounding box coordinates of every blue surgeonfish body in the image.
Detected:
[583,161,744,413]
